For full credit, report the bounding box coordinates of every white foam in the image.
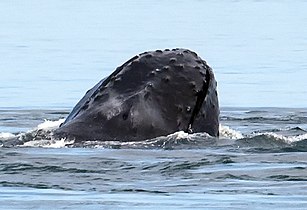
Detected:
[166,131,191,140]
[16,118,69,148]
[36,119,65,131]
[22,138,74,148]
[219,125,244,139]
[0,132,16,140]
[288,133,307,142]
[258,132,307,144]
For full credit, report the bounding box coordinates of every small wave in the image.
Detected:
[0,118,74,148]
[75,131,217,149]
[235,131,307,152]
[249,132,307,144]
[21,138,74,148]
[219,125,244,139]
[0,132,16,140]
[36,119,65,131]
[221,115,307,125]
[19,118,75,148]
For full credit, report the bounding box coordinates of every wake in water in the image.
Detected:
[1,117,306,151]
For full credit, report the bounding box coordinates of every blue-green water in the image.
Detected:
[1,0,307,209]
[1,146,306,209]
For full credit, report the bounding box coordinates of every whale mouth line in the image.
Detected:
[186,69,211,133]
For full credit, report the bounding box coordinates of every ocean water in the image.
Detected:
[1,0,307,209]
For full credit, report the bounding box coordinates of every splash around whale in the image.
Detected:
[54,48,219,142]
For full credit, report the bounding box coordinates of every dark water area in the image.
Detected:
[1,147,306,209]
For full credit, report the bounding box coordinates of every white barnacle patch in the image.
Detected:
[105,97,124,120]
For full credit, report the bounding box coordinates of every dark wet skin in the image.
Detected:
[54,48,219,141]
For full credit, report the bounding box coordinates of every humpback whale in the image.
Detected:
[54,48,219,141]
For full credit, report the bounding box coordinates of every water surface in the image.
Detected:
[1,0,306,108]
[0,0,307,209]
